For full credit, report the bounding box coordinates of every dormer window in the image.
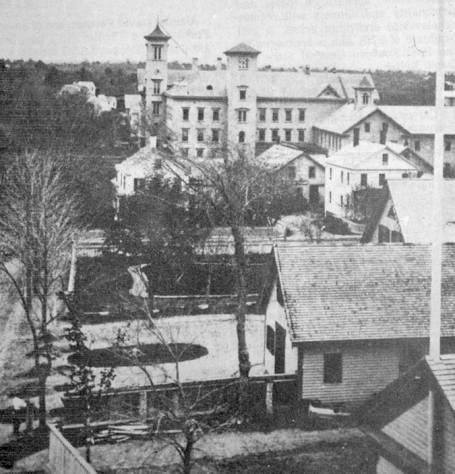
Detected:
[362,92,369,105]
[238,57,249,70]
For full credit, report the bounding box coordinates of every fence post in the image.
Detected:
[139,390,148,421]
[265,382,274,414]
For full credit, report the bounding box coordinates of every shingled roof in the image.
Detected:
[274,243,455,343]
[426,355,455,412]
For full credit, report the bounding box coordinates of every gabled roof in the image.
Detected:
[380,106,455,135]
[274,242,455,343]
[325,141,418,171]
[255,143,326,170]
[357,75,374,89]
[427,355,455,412]
[115,146,189,182]
[144,23,171,41]
[314,103,379,135]
[223,43,261,56]
[364,179,455,243]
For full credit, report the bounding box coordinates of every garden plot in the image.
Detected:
[52,314,266,390]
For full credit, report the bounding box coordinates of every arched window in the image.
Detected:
[238,131,245,143]
[362,92,369,105]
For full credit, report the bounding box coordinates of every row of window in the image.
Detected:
[285,165,316,180]
[181,128,221,143]
[180,128,306,144]
[182,107,221,122]
[258,107,306,123]
[259,128,306,142]
[179,107,306,123]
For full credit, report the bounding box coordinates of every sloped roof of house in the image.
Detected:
[224,43,261,55]
[115,146,189,181]
[274,242,455,343]
[315,104,455,136]
[375,179,455,243]
[165,70,378,101]
[426,354,455,412]
[255,143,326,170]
[380,106,455,135]
[314,103,379,134]
[325,141,417,170]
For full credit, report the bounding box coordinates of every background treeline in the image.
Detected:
[2,58,451,105]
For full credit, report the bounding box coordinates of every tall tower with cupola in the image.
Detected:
[224,43,260,157]
[144,23,170,123]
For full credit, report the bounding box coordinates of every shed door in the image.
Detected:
[275,322,286,374]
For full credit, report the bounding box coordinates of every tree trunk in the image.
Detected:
[182,437,194,474]
[85,396,91,463]
[37,372,47,430]
[230,225,251,418]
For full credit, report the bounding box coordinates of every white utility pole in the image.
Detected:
[429,0,445,360]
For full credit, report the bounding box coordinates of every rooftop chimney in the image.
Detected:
[217,57,223,71]
[192,57,199,72]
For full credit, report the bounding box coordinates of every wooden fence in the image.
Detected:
[48,422,97,474]
[61,373,298,425]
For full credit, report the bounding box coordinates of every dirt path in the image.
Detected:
[16,427,364,472]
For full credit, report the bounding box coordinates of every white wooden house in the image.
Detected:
[255,143,326,206]
[262,242,455,408]
[324,141,421,221]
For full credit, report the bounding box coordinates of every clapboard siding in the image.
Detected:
[376,456,405,474]
[301,344,400,405]
[382,396,429,461]
[442,398,455,472]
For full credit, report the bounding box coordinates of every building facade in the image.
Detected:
[263,243,455,408]
[324,141,420,219]
[137,23,379,159]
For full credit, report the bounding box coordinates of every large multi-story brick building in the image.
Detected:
[137,23,379,159]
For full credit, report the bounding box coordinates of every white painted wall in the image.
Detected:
[325,151,419,218]
[257,99,341,144]
[166,97,227,158]
[301,343,401,405]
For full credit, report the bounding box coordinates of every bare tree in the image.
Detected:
[110,301,238,474]
[0,151,80,429]
[168,143,301,419]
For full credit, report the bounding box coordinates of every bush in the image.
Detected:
[323,214,352,235]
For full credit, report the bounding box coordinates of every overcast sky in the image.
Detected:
[1,0,455,71]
